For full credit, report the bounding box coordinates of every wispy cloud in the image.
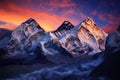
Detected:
[102,26,117,33]
[0,21,7,25]
[80,13,87,19]
[98,13,120,25]
[92,10,97,16]
[0,22,16,30]
[0,21,16,30]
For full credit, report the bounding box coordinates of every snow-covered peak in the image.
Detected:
[77,17,108,54]
[51,21,74,39]
[11,18,45,42]
[53,21,74,32]
[3,18,47,56]
[81,17,107,38]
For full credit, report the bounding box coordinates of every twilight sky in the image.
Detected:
[0,0,120,32]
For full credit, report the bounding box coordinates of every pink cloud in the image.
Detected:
[63,9,75,16]
[92,10,97,16]
[98,14,106,21]
[49,0,76,8]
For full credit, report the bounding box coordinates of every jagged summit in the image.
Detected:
[14,18,45,34]
[25,18,35,23]
[81,17,100,30]
[11,18,45,42]
[80,17,107,37]
[53,21,74,32]
[51,21,74,38]
[22,18,45,31]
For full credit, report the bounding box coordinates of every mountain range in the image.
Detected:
[0,17,119,80]
[0,17,107,59]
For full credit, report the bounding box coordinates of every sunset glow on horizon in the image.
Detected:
[0,0,120,32]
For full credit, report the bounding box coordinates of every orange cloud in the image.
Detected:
[0,3,78,32]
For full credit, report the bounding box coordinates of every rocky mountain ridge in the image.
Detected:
[0,17,107,59]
